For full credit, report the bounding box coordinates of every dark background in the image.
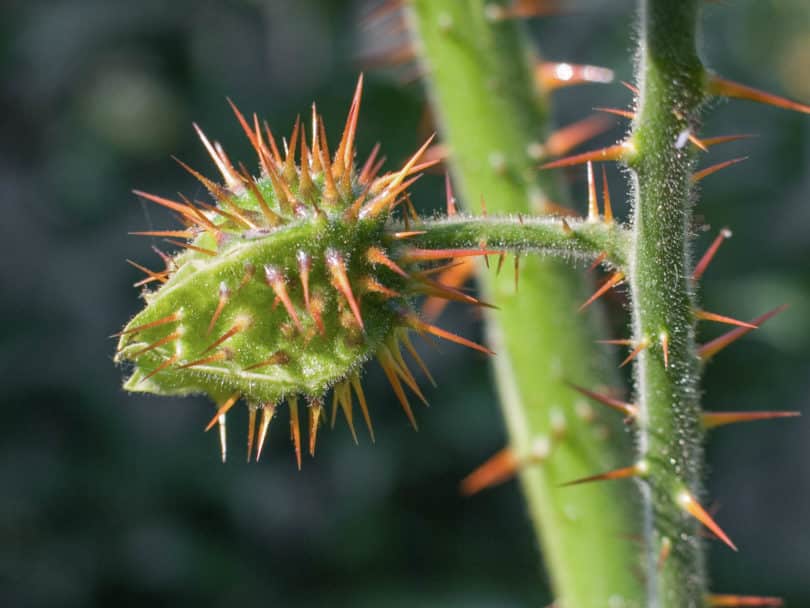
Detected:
[1,1,808,606]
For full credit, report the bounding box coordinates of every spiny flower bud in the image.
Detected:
[115,76,491,465]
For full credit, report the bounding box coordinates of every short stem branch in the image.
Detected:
[401,215,630,269]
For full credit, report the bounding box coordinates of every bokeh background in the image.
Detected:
[1,0,809,606]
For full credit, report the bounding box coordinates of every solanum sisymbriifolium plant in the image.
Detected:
[116,1,809,606]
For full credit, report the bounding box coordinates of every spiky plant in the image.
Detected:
[115,0,809,606]
[404,0,807,606]
[115,77,504,466]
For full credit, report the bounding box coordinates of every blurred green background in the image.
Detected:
[1,1,808,606]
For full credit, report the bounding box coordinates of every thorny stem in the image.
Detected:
[628,1,707,606]
[408,1,643,606]
[401,215,631,269]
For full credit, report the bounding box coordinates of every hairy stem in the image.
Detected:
[401,215,630,269]
[408,1,643,605]
[628,1,707,605]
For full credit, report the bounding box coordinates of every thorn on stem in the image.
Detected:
[579,272,624,312]
[565,382,638,419]
[708,74,810,115]
[540,143,630,170]
[707,594,783,607]
[699,305,788,360]
[695,309,759,329]
[560,461,646,487]
[544,114,613,158]
[702,410,800,430]
[692,157,748,183]
[678,491,738,552]
[619,341,648,368]
[460,448,521,496]
[601,165,613,223]
[693,227,732,281]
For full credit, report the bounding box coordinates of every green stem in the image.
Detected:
[628,1,707,605]
[399,215,630,269]
[408,2,643,606]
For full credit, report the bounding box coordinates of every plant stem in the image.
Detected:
[408,2,643,605]
[627,1,707,605]
[400,215,630,268]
